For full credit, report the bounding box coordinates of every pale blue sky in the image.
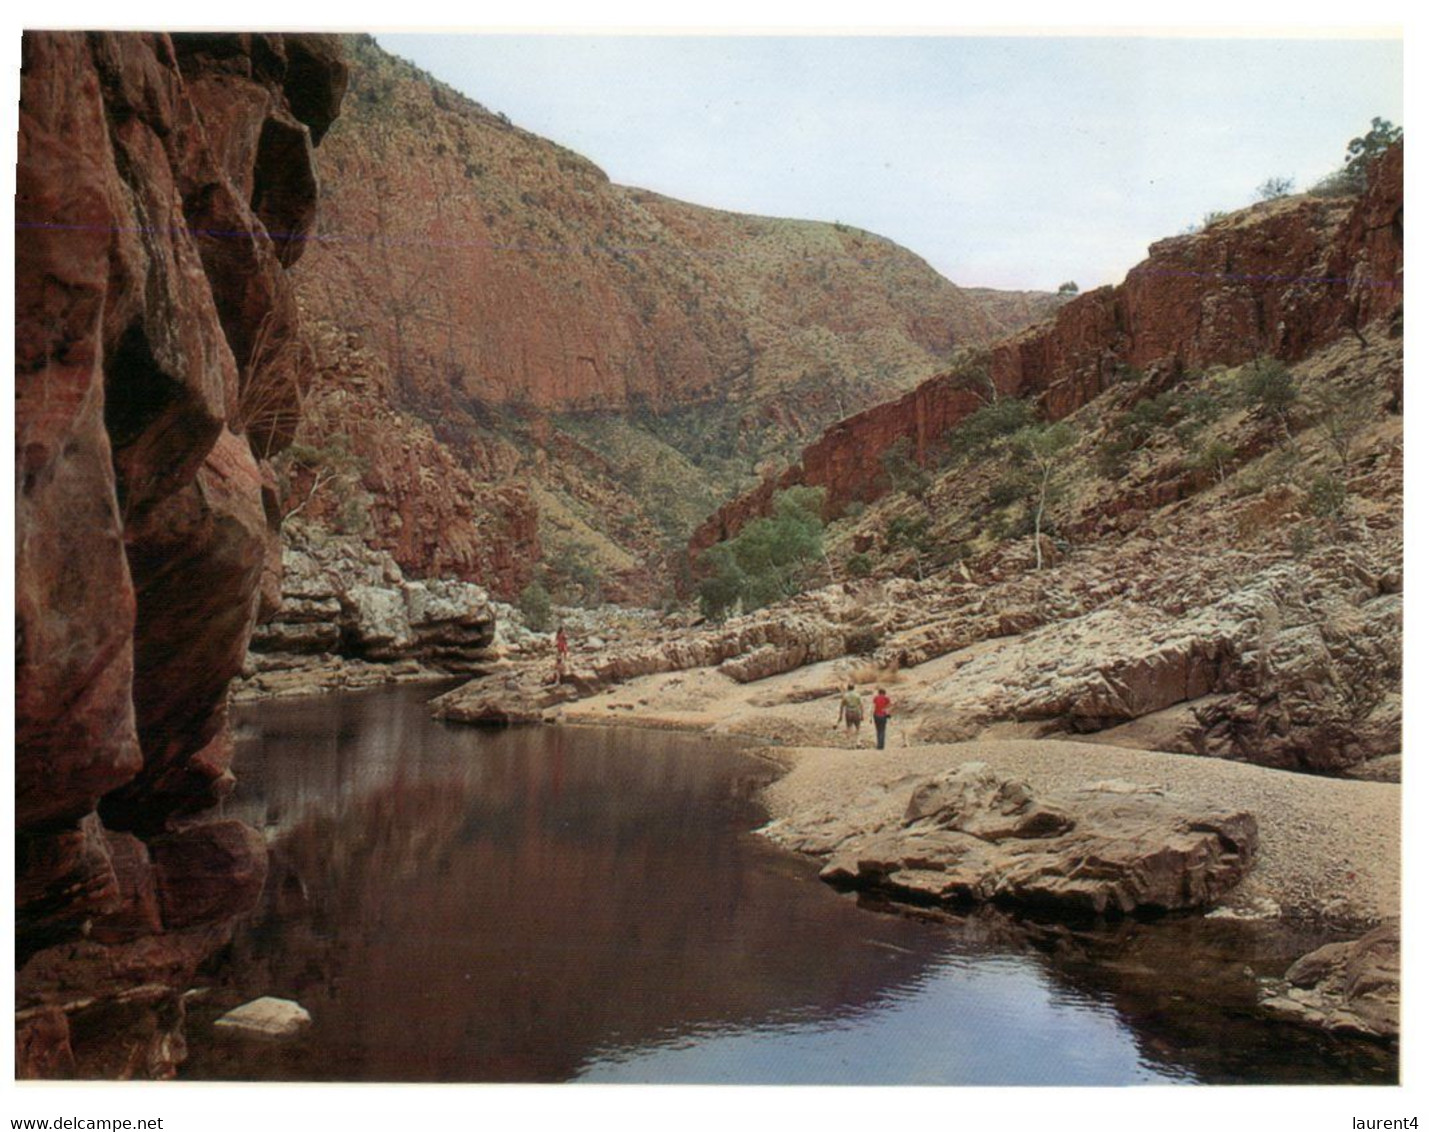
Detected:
[376,33,1401,292]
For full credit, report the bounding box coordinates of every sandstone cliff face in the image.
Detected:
[277,316,542,597]
[281,36,1054,599]
[692,145,1403,551]
[15,31,346,1078]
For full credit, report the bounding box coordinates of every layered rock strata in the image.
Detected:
[238,521,496,699]
[434,522,1399,776]
[429,584,878,724]
[15,31,346,1078]
[888,548,1403,774]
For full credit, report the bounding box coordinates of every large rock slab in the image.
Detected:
[431,583,878,724]
[817,762,1256,917]
[902,547,1402,776]
[429,668,576,725]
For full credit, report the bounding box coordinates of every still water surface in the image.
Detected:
[181,684,1393,1085]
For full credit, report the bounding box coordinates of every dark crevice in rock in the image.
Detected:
[250,116,317,268]
[104,319,223,520]
[282,35,348,144]
[103,321,180,452]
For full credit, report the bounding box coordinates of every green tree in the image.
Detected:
[1190,438,1236,484]
[1344,117,1402,182]
[275,434,371,532]
[1313,118,1403,197]
[1011,421,1076,570]
[1307,473,1347,519]
[1237,357,1298,438]
[879,437,931,497]
[1308,381,1377,472]
[1256,176,1295,201]
[697,544,747,622]
[697,487,827,620]
[943,397,1036,463]
[1057,280,1080,296]
[518,580,553,632]
[1095,388,1194,478]
[946,353,998,405]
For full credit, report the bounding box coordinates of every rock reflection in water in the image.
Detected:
[190,686,965,1081]
[1002,911,1397,1085]
[182,685,1389,1085]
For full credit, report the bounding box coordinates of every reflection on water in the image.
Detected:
[181,684,1394,1085]
[578,953,1175,1085]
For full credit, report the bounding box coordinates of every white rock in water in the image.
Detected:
[213,996,312,1040]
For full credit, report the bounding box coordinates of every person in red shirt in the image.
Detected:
[872,687,892,750]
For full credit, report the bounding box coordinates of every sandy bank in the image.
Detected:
[758,738,1399,927]
[488,638,1399,929]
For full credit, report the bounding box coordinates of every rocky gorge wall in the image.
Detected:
[297,37,1017,419]
[437,309,1400,787]
[278,36,1060,600]
[15,31,347,1078]
[691,144,1404,556]
[277,317,543,598]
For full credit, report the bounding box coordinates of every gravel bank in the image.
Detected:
[760,738,1400,926]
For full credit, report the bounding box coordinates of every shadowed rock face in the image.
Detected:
[15,30,346,1078]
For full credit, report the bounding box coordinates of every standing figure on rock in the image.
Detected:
[872,687,893,750]
[553,623,570,682]
[837,683,865,743]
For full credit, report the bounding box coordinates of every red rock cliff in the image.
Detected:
[691,144,1403,557]
[14,31,346,1077]
[279,36,1054,600]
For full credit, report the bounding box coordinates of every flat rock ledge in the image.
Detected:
[429,665,577,724]
[1259,920,1399,1043]
[774,761,1257,917]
